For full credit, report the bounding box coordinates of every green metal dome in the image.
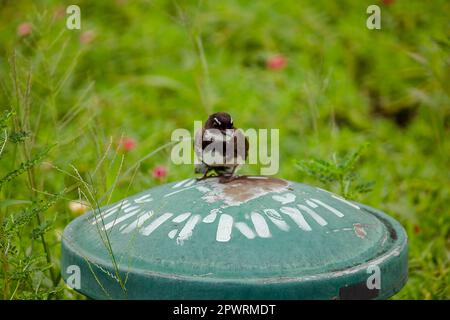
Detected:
[61,176,408,299]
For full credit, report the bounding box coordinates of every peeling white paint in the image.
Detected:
[172,179,191,188]
[332,195,360,210]
[203,209,220,223]
[164,185,198,197]
[297,205,327,226]
[235,222,256,239]
[183,179,196,187]
[311,199,344,218]
[168,229,178,239]
[216,214,233,242]
[141,213,173,236]
[103,209,141,231]
[92,200,129,224]
[122,211,154,234]
[263,209,290,231]
[280,207,312,231]
[172,212,192,223]
[196,185,211,193]
[124,205,139,213]
[251,212,272,238]
[326,227,353,234]
[316,187,332,194]
[272,193,296,205]
[305,200,318,208]
[176,214,201,245]
[134,194,153,204]
[89,178,396,247]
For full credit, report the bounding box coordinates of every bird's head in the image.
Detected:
[205,112,234,132]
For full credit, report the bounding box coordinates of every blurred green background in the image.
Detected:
[0,0,448,299]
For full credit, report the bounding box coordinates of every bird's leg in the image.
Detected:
[230,165,237,177]
[196,168,214,181]
[219,166,238,183]
[196,170,210,181]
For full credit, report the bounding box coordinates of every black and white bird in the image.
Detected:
[194,112,248,182]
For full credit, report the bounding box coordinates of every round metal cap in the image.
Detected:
[61,176,408,299]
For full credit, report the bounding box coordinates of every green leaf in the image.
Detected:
[0,199,32,208]
[31,220,54,239]
[0,110,14,130]
[0,144,56,188]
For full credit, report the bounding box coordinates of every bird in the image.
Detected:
[194,112,249,182]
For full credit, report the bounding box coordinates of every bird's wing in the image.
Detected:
[195,162,208,173]
[194,128,204,161]
[233,129,249,162]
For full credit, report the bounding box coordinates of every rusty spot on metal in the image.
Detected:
[362,207,398,240]
[353,223,367,239]
[201,176,289,207]
[223,177,288,201]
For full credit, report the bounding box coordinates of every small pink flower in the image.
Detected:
[266,54,287,71]
[17,22,32,37]
[120,137,137,152]
[80,30,96,45]
[53,6,66,20]
[152,165,167,180]
[414,225,421,235]
[69,200,90,216]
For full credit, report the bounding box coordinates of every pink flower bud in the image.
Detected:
[80,31,96,45]
[120,137,137,152]
[266,54,287,70]
[53,6,66,20]
[381,0,395,5]
[17,22,32,37]
[152,165,167,180]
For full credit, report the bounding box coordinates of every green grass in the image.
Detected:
[0,0,449,299]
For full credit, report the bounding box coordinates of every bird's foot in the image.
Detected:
[218,175,237,184]
[196,173,216,181]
